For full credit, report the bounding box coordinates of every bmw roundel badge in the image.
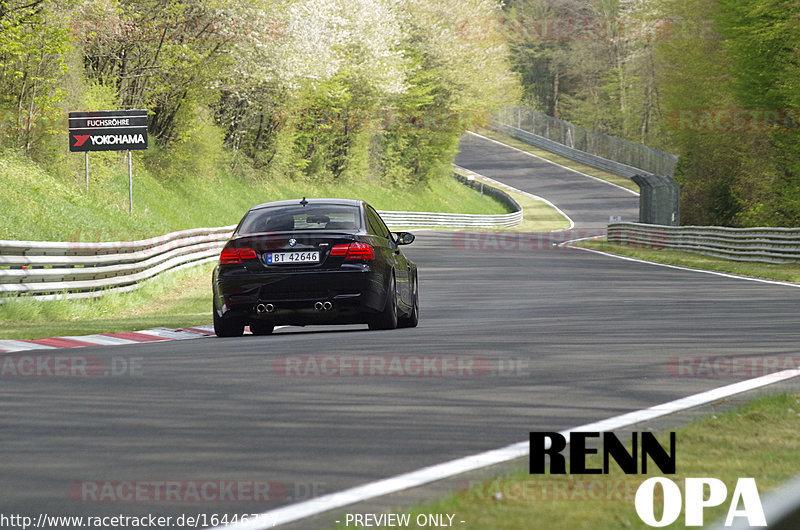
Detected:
[289,238,297,247]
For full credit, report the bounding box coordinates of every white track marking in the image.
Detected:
[566,238,800,289]
[0,340,56,352]
[466,130,640,196]
[0,325,328,353]
[135,328,212,340]
[212,370,800,530]
[61,334,140,346]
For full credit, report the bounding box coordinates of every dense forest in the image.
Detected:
[0,0,518,187]
[505,0,800,227]
[1,0,799,227]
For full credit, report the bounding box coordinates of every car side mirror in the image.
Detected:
[394,231,415,245]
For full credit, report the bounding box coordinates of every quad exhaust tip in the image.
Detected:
[314,301,333,311]
[256,303,276,314]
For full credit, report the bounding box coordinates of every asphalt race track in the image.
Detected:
[457,132,639,230]
[1,133,798,528]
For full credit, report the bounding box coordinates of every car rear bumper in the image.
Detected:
[213,266,388,325]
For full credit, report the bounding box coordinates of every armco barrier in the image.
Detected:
[494,105,678,178]
[607,222,800,264]
[490,107,681,226]
[383,169,522,229]
[454,168,522,215]
[0,175,521,302]
[0,226,237,302]
[492,122,648,180]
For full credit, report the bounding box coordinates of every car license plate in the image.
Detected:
[266,251,320,264]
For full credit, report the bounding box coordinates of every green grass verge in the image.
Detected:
[575,238,800,283]
[0,150,508,242]
[473,128,640,193]
[0,262,214,340]
[481,178,571,232]
[335,392,800,529]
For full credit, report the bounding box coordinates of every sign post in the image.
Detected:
[68,109,148,213]
[128,150,133,215]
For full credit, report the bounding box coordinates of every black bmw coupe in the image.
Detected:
[212,198,419,337]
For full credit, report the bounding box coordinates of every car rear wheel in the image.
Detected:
[368,274,398,330]
[249,321,274,335]
[398,274,419,328]
[213,306,245,337]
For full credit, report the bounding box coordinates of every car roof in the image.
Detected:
[248,198,365,211]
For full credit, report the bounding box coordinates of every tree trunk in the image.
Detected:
[553,66,559,118]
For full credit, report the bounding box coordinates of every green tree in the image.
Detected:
[0,0,71,154]
[714,0,800,225]
[656,0,800,226]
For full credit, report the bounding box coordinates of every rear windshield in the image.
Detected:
[237,204,362,234]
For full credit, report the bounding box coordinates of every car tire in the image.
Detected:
[368,274,398,330]
[213,305,245,337]
[249,321,274,335]
[398,274,419,328]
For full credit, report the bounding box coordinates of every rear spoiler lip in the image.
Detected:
[231,230,363,238]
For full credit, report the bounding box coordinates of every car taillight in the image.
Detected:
[329,242,374,260]
[330,244,349,256]
[220,247,257,265]
[346,242,374,260]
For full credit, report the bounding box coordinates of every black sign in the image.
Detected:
[68,109,148,152]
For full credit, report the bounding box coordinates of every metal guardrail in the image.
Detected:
[607,222,800,264]
[382,169,523,228]
[494,105,679,178]
[492,122,649,181]
[378,210,522,228]
[490,107,681,226]
[0,226,238,302]
[0,175,521,302]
